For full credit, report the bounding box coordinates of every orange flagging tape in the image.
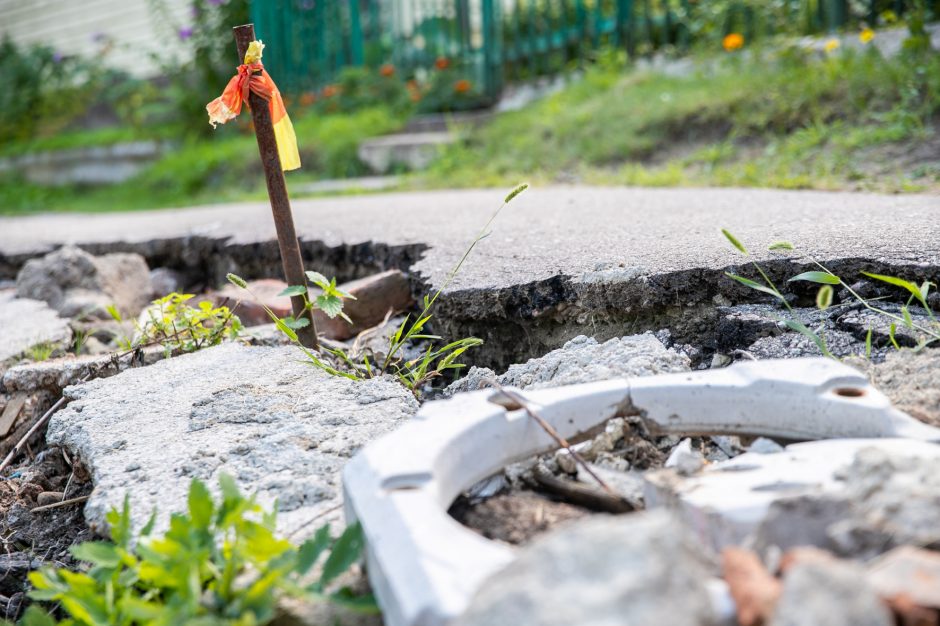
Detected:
[206,40,300,171]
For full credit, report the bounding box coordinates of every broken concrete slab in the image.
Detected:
[16,246,152,319]
[825,444,940,558]
[446,333,690,394]
[47,343,418,540]
[455,511,717,626]
[3,187,938,368]
[644,438,940,558]
[854,347,940,427]
[866,546,940,611]
[1,349,165,395]
[772,557,893,626]
[0,291,72,365]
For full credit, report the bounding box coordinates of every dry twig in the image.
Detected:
[486,381,616,497]
[30,495,90,513]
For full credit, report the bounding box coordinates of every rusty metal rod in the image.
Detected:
[233,24,318,349]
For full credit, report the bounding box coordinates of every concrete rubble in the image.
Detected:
[46,343,419,539]
[15,245,152,319]
[645,439,940,559]
[0,290,72,365]
[455,511,717,626]
[446,333,690,394]
[856,347,940,427]
[771,553,893,626]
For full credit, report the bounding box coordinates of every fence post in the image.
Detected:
[617,0,635,55]
[349,0,364,65]
[481,0,500,100]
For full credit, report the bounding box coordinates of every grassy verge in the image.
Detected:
[417,42,940,193]
[0,107,404,215]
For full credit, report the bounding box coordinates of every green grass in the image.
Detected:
[3,41,939,216]
[417,43,940,193]
[0,125,171,158]
[0,107,404,215]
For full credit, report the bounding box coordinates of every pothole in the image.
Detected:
[2,233,940,624]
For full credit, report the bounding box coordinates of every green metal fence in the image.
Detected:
[251,0,916,101]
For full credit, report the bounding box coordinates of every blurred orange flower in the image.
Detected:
[322,84,340,98]
[406,79,419,91]
[434,56,450,70]
[723,33,744,52]
[454,79,472,94]
[379,63,395,77]
[410,91,422,102]
[299,91,317,106]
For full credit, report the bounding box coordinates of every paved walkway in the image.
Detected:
[2,186,938,292]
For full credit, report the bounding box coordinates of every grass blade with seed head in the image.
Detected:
[722,229,748,255]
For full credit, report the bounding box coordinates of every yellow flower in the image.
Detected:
[824,38,840,54]
[860,28,875,44]
[723,33,744,52]
[244,40,265,64]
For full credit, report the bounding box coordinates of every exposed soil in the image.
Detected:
[0,445,92,621]
[450,491,593,546]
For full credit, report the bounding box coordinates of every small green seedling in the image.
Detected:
[228,183,529,397]
[721,229,939,358]
[19,474,373,626]
[107,293,242,355]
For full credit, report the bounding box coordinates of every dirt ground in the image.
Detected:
[0,444,92,621]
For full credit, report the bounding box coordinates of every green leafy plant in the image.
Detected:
[0,37,104,144]
[722,229,940,357]
[19,475,372,626]
[107,293,242,355]
[228,183,528,395]
[23,342,57,363]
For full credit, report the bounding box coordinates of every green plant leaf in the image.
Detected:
[187,479,214,530]
[278,285,308,297]
[283,316,311,330]
[816,285,833,310]
[106,497,132,549]
[219,472,240,502]
[725,273,784,300]
[18,606,57,626]
[902,305,914,329]
[296,525,332,576]
[889,323,900,349]
[768,241,795,251]
[70,542,122,568]
[305,270,330,289]
[865,327,873,358]
[862,272,928,306]
[320,523,365,587]
[316,294,345,319]
[721,229,748,255]
[275,318,300,342]
[105,304,123,323]
[789,271,840,285]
